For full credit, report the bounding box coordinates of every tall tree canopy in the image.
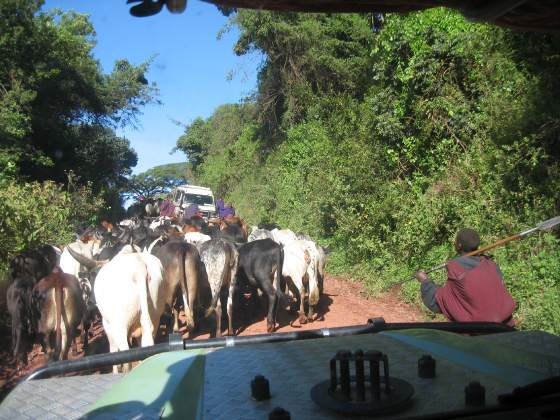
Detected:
[229,12,375,137]
[0,0,157,193]
[176,102,256,174]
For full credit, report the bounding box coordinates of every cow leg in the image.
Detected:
[162,304,173,334]
[103,320,120,374]
[60,328,70,360]
[182,290,194,333]
[187,263,198,332]
[318,272,324,295]
[12,324,26,363]
[260,281,278,333]
[226,280,236,336]
[71,337,78,356]
[182,256,199,334]
[37,332,47,354]
[214,297,222,338]
[307,304,315,323]
[136,273,154,347]
[172,298,180,333]
[82,316,91,351]
[115,328,132,373]
[298,284,307,325]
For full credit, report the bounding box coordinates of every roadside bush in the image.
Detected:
[0,178,103,277]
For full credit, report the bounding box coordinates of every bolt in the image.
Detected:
[418,355,436,378]
[269,407,291,420]
[251,375,271,401]
[365,350,382,401]
[465,381,486,406]
[339,350,352,400]
[355,350,365,401]
[329,358,338,391]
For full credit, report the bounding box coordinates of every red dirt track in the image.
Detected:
[0,275,424,401]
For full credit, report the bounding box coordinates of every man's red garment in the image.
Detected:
[435,256,516,325]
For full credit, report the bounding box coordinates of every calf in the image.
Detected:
[33,270,85,360]
[236,239,288,332]
[198,239,239,337]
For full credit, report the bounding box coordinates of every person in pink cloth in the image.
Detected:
[415,228,516,326]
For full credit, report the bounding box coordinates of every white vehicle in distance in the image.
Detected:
[171,185,217,220]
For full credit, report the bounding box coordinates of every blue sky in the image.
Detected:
[44,0,260,174]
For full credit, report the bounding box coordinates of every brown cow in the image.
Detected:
[154,241,202,335]
[220,216,249,242]
[33,269,85,360]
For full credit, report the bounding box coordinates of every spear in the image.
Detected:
[392,215,560,287]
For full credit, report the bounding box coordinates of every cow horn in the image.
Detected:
[66,246,100,270]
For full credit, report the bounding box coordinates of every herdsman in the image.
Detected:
[415,228,516,326]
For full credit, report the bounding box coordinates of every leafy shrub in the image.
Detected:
[0,178,103,276]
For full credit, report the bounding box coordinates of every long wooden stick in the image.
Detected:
[392,216,560,287]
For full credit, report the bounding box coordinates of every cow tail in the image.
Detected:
[205,249,230,318]
[275,245,286,301]
[179,245,188,307]
[54,277,63,359]
[308,266,320,306]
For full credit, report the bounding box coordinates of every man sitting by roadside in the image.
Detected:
[415,228,516,326]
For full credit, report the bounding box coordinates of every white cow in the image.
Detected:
[271,228,298,247]
[183,232,211,245]
[248,227,274,242]
[149,216,173,231]
[59,240,101,278]
[282,240,320,325]
[94,252,167,372]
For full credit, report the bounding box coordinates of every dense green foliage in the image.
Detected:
[0,0,156,275]
[177,10,560,333]
[0,0,157,217]
[0,174,103,278]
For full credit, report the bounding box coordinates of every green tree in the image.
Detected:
[0,0,157,192]
[125,163,188,200]
[229,12,374,136]
[175,103,255,175]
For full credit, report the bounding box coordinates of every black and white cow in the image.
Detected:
[197,239,239,337]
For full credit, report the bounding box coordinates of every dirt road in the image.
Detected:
[0,275,424,400]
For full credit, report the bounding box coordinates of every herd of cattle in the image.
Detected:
[5,213,328,372]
